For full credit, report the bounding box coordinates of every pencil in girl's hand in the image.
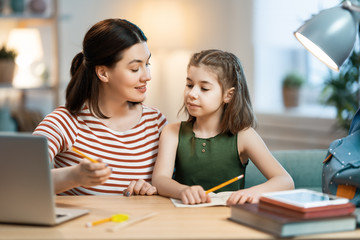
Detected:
[205,175,244,194]
[72,147,99,163]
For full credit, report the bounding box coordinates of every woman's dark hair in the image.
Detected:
[65,19,147,118]
[180,49,256,135]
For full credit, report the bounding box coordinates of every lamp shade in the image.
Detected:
[294,6,357,71]
[7,28,43,64]
[6,28,44,87]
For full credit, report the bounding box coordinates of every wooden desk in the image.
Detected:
[0,195,358,240]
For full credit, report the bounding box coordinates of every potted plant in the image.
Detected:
[321,50,360,131]
[0,45,17,84]
[282,72,305,108]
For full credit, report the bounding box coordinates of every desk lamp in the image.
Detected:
[294,0,360,72]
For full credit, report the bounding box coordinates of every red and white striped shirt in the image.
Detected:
[33,104,167,195]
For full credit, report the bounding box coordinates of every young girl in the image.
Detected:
[152,49,294,205]
[33,19,167,196]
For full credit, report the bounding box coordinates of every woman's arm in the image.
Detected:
[123,109,167,197]
[34,109,111,194]
[227,128,294,205]
[52,159,111,194]
[152,123,210,204]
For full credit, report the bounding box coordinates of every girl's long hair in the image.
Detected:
[180,49,256,135]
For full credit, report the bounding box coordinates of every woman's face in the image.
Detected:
[101,42,151,103]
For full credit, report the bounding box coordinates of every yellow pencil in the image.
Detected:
[86,214,129,228]
[205,175,244,194]
[72,147,99,163]
[107,212,158,232]
[86,216,112,227]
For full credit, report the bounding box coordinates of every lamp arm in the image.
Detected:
[342,0,360,13]
[343,1,360,105]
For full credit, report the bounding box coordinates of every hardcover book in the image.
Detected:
[229,203,356,237]
[258,201,356,219]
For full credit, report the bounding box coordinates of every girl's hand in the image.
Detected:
[180,186,211,205]
[226,189,261,205]
[124,179,157,196]
[74,158,111,187]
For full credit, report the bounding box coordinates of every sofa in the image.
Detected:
[245,149,328,192]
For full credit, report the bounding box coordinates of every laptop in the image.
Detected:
[0,132,89,225]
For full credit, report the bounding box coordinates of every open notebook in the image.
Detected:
[0,133,89,225]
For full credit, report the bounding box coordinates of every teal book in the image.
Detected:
[229,203,356,238]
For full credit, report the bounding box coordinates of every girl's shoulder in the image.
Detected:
[236,127,266,152]
[237,127,259,141]
[162,122,181,134]
[159,122,181,144]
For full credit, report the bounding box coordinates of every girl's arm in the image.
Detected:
[152,123,210,204]
[227,128,294,205]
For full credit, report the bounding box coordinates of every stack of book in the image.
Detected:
[229,189,357,238]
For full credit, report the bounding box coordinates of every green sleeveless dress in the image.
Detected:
[174,121,246,192]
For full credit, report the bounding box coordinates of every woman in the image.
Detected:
[33,19,167,196]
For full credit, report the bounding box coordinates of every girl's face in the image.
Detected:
[101,42,151,103]
[184,65,226,118]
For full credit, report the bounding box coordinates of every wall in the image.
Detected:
[56,0,346,151]
[57,0,254,124]
[256,113,346,151]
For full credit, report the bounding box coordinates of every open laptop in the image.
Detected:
[0,132,89,225]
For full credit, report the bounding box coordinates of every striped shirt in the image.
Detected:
[33,104,167,195]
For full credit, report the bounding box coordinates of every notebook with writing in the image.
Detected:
[0,133,89,225]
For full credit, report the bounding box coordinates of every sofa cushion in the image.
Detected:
[245,149,327,192]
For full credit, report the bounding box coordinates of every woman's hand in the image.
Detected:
[124,179,157,196]
[180,186,211,205]
[226,188,261,205]
[73,158,111,187]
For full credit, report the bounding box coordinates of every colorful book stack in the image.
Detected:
[229,190,357,238]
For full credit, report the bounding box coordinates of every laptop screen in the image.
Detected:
[0,133,58,225]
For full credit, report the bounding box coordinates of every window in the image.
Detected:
[253,0,339,117]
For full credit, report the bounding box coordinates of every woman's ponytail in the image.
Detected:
[66,52,91,116]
